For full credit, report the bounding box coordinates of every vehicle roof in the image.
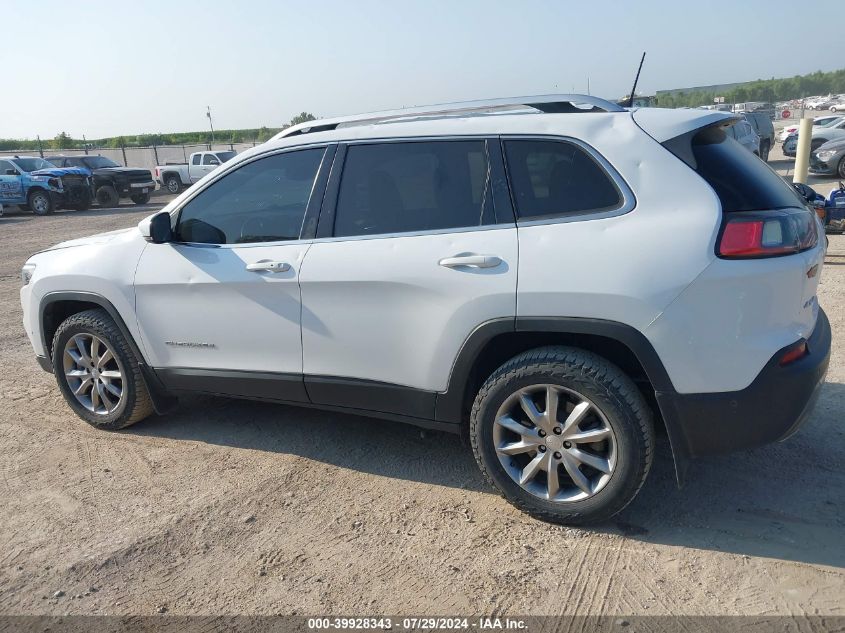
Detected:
[250,95,733,158]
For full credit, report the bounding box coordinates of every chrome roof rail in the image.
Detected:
[273,94,625,139]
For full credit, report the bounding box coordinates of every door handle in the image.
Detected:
[439,254,502,269]
[246,260,291,273]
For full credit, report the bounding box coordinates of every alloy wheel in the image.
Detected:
[493,384,617,503]
[62,333,124,415]
[31,194,49,214]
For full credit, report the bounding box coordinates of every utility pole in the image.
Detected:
[206,106,215,143]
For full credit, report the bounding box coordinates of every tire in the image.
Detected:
[838,156,845,179]
[470,346,654,525]
[28,189,54,216]
[130,193,151,205]
[95,185,119,208]
[760,141,770,162]
[52,309,154,430]
[164,175,182,194]
[70,190,92,211]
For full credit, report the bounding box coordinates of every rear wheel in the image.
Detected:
[95,185,119,208]
[470,346,654,525]
[130,193,151,205]
[28,189,54,215]
[164,175,182,194]
[760,141,770,162]
[52,309,153,430]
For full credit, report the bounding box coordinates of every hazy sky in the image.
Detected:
[2,0,839,139]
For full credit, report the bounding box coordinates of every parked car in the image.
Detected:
[155,150,237,194]
[742,112,774,160]
[829,99,845,113]
[810,137,845,178]
[724,118,760,156]
[0,156,93,215]
[783,117,845,156]
[47,155,156,207]
[733,102,775,119]
[805,95,834,110]
[20,95,829,525]
[779,115,842,142]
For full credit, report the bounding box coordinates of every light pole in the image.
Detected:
[206,106,215,144]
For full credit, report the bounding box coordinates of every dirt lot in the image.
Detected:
[0,196,843,618]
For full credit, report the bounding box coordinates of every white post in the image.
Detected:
[793,118,814,185]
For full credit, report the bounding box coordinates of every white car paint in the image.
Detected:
[20,99,824,404]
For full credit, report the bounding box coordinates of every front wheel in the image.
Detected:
[838,156,845,179]
[130,193,151,205]
[52,309,154,430]
[28,189,54,215]
[470,346,654,525]
[95,185,119,208]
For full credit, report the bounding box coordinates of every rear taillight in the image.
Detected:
[718,208,818,259]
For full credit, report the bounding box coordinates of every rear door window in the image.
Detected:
[502,139,622,220]
[332,140,491,237]
[686,126,802,212]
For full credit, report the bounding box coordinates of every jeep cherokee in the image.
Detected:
[20,95,831,524]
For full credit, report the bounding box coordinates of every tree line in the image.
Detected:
[0,112,316,152]
[656,68,845,109]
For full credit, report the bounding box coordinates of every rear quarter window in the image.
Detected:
[502,139,623,221]
[687,126,801,212]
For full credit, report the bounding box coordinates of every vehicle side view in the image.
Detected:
[155,150,237,194]
[20,96,830,524]
[47,155,156,207]
[0,156,93,214]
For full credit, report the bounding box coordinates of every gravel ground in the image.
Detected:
[0,195,843,618]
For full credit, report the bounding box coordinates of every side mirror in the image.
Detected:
[150,211,173,243]
[139,211,173,243]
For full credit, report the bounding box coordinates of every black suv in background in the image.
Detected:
[46,155,156,207]
[742,112,775,161]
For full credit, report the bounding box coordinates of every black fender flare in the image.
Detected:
[39,291,176,414]
[434,316,690,485]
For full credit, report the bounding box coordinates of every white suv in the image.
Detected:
[20,95,831,524]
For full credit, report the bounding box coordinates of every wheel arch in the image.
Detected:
[161,171,182,183]
[39,291,176,414]
[435,317,690,485]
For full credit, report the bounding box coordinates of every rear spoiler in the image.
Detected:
[632,108,737,143]
[634,110,740,170]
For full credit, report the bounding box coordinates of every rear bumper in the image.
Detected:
[657,308,831,462]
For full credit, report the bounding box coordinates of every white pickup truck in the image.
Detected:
[155,150,237,194]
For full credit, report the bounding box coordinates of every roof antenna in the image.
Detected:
[627,52,646,108]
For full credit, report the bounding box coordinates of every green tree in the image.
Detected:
[290,112,316,126]
[52,132,73,149]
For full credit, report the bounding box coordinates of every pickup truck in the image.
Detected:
[0,155,94,215]
[48,155,156,207]
[155,150,236,194]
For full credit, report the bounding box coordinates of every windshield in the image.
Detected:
[85,156,121,169]
[12,158,56,172]
[216,151,236,163]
